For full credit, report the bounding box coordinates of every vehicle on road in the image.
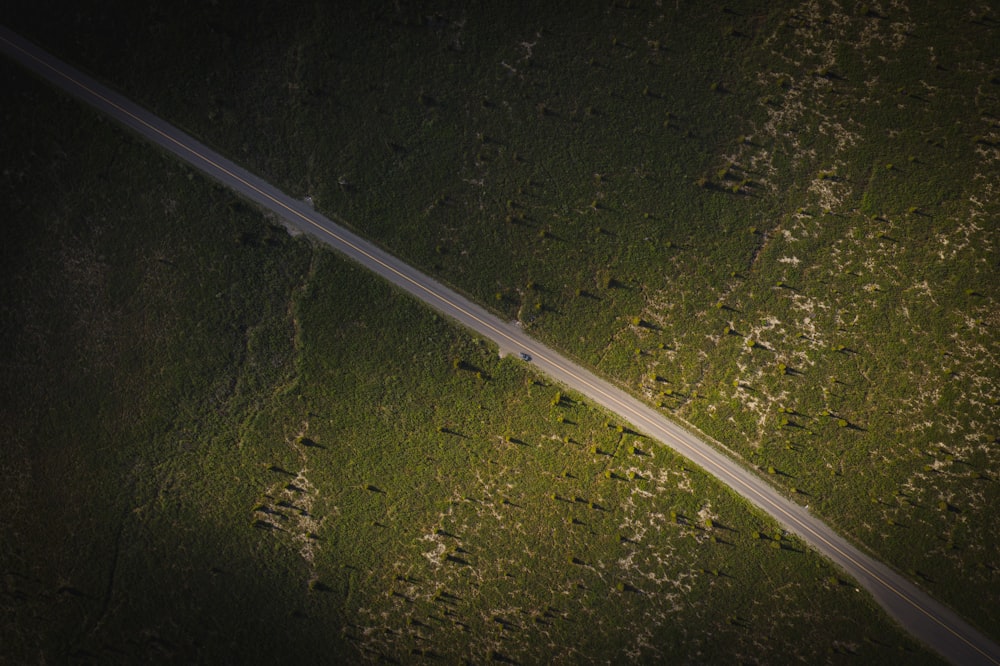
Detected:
[520,352,532,362]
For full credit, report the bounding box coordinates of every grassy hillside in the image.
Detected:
[0,60,944,663]
[11,0,992,636]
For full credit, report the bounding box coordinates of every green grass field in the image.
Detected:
[0,61,945,663]
[6,0,1000,654]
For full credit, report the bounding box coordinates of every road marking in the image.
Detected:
[4,28,996,665]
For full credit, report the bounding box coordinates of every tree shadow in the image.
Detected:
[454,361,491,380]
[576,289,602,300]
[57,585,95,599]
[708,520,736,532]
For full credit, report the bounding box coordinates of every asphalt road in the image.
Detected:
[3,24,998,666]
